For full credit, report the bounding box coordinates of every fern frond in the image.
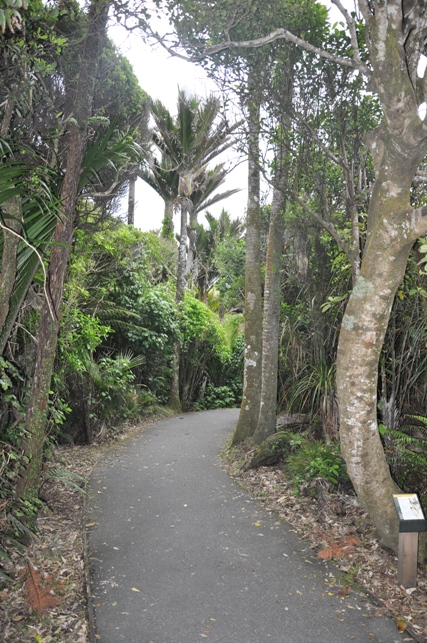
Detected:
[6,514,37,542]
[43,466,86,493]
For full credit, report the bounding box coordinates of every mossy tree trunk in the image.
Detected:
[337,0,427,550]
[0,197,23,342]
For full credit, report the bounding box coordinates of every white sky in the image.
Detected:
[108,1,351,232]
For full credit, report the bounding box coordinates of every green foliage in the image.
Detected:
[177,296,243,410]
[198,385,237,409]
[93,39,149,126]
[59,309,111,373]
[286,441,348,490]
[0,0,26,34]
[180,293,226,351]
[379,418,427,493]
[214,235,246,313]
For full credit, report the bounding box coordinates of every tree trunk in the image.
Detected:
[176,199,189,302]
[337,158,427,550]
[161,198,175,238]
[0,197,23,343]
[127,175,136,225]
[233,98,263,444]
[169,199,190,411]
[253,157,287,444]
[186,206,197,280]
[334,0,427,550]
[15,0,110,503]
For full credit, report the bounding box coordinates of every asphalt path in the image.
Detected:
[87,408,411,643]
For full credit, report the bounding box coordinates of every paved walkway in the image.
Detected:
[87,409,410,643]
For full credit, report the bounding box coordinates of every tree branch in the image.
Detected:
[292,193,354,261]
[330,0,365,71]
[144,23,372,79]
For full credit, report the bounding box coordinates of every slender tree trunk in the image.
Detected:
[176,200,190,302]
[161,198,175,239]
[186,206,197,279]
[0,97,24,351]
[233,98,263,444]
[15,0,110,503]
[253,156,287,444]
[0,197,23,342]
[169,200,190,411]
[127,176,136,225]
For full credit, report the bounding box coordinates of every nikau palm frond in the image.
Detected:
[141,89,242,238]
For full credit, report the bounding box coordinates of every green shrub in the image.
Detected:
[197,385,237,410]
[285,441,348,490]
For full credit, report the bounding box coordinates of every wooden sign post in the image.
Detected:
[393,494,426,588]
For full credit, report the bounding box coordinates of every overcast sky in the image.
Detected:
[108,1,352,232]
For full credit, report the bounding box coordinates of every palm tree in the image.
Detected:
[139,90,241,410]
[139,91,240,243]
[193,209,244,304]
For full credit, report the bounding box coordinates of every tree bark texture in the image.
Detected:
[0,197,23,344]
[169,199,190,411]
[337,0,427,550]
[253,157,287,444]
[233,98,263,445]
[186,206,197,279]
[15,0,110,503]
[162,198,175,238]
[127,176,136,225]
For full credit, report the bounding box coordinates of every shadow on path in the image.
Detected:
[88,408,410,643]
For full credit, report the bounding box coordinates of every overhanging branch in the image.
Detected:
[143,23,372,79]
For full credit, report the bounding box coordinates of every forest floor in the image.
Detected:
[1,413,427,643]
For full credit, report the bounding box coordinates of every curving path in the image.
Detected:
[87,408,410,643]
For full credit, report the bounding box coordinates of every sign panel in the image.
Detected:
[393,494,426,533]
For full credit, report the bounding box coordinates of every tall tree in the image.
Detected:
[156,0,328,443]
[144,90,239,409]
[253,132,288,444]
[232,90,264,443]
[171,0,427,550]
[15,0,111,503]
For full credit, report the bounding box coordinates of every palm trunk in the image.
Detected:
[127,176,136,225]
[186,206,197,280]
[15,0,110,503]
[176,200,189,302]
[169,200,190,411]
[161,198,174,239]
[233,97,263,444]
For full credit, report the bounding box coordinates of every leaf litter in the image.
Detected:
[223,451,427,643]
